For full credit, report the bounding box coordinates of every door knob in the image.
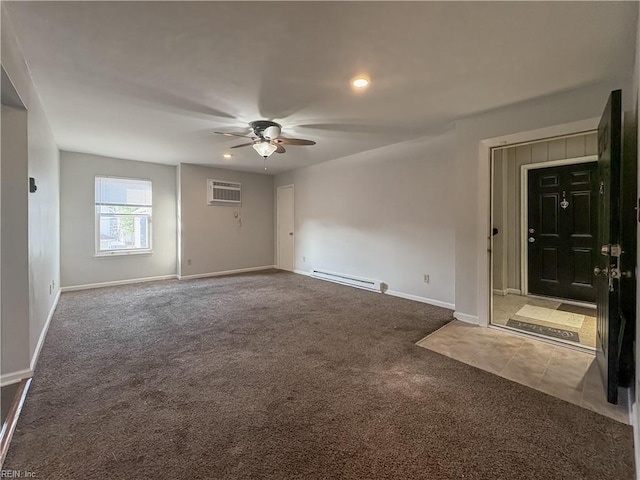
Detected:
[528,237,535,243]
[289,232,293,236]
[594,266,607,276]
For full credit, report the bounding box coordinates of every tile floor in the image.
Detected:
[492,294,596,349]
[417,320,629,424]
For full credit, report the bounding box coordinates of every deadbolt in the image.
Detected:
[528,228,535,234]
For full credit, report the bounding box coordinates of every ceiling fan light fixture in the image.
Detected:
[253,140,277,158]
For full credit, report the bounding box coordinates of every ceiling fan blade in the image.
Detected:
[230,142,255,149]
[274,137,316,146]
[275,143,286,154]
[214,131,253,139]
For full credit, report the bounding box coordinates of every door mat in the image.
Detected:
[506,319,580,342]
[515,305,585,328]
[557,303,597,317]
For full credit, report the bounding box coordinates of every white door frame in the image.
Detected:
[276,184,295,270]
[481,117,599,327]
[519,155,598,297]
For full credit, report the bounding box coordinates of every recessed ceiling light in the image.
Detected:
[223,153,232,159]
[351,76,370,89]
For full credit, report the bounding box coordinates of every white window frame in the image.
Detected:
[94,175,153,257]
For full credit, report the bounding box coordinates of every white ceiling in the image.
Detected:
[4,1,637,174]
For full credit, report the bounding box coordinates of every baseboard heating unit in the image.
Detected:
[310,269,383,293]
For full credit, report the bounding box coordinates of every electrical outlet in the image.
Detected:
[187,259,192,265]
[423,274,430,284]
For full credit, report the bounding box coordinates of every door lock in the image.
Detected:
[601,244,622,257]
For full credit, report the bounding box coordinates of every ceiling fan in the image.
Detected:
[215,120,316,160]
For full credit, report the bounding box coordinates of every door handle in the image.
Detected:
[594,266,604,276]
[528,237,535,243]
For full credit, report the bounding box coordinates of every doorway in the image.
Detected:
[491,133,598,350]
[276,185,294,272]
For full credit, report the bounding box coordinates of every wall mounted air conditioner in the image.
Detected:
[208,179,241,205]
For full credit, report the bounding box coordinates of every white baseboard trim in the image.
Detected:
[178,265,276,281]
[30,289,61,372]
[492,288,522,296]
[385,290,455,310]
[0,369,32,387]
[62,274,178,292]
[293,269,311,276]
[453,311,480,325]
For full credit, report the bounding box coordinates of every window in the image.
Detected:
[95,176,152,255]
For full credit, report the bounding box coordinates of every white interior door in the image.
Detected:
[277,185,294,271]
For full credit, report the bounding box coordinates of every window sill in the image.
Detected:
[94,250,153,258]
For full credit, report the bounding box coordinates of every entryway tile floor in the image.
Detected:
[492,294,596,349]
[417,320,629,424]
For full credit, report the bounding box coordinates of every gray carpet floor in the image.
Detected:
[4,271,634,479]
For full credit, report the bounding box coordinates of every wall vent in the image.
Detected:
[310,269,383,293]
[208,179,241,204]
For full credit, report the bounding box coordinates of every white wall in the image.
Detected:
[274,131,456,309]
[60,152,177,287]
[178,164,274,277]
[1,7,61,382]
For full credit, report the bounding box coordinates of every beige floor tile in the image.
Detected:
[419,340,456,358]
[547,347,592,373]
[500,359,546,388]
[516,339,557,361]
[467,346,516,374]
[581,379,629,423]
[416,320,628,424]
[541,365,587,391]
[537,376,583,405]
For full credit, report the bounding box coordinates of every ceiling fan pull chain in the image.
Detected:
[264,157,267,171]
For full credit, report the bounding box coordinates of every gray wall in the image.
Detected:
[1,7,61,381]
[178,164,274,277]
[492,133,597,293]
[274,131,456,308]
[60,152,177,287]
